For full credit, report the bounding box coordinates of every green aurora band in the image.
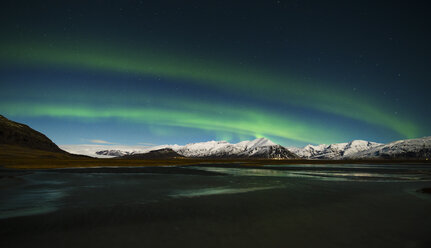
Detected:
[0,102,343,144]
[0,40,421,141]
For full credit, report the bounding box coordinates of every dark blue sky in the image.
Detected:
[0,0,429,146]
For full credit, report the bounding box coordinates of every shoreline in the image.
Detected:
[1,158,431,170]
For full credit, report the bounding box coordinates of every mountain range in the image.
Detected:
[288,140,383,159]
[95,138,298,159]
[87,137,431,160]
[347,137,431,159]
[289,138,431,160]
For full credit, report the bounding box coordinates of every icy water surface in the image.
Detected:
[1,164,431,248]
[193,163,431,181]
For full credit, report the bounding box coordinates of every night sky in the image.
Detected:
[0,1,430,147]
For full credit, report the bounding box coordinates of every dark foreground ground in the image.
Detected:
[1,164,431,248]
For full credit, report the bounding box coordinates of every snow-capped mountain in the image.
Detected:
[241,144,298,159]
[84,138,297,159]
[347,137,431,159]
[173,140,240,157]
[96,150,132,157]
[290,140,383,159]
[173,138,297,158]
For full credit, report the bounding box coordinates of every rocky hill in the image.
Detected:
[0,115,64,153]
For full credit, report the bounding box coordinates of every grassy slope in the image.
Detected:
[1,145,430,169]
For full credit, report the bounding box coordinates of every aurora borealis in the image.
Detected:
[0,1,430,147]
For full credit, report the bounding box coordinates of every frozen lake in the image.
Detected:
[1,164,431,248]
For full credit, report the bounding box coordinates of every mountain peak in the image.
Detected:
[247,137,277,148]
[236,137,277,148]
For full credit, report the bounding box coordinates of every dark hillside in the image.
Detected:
[0,115,64,153]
